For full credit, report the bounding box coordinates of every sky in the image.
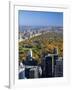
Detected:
[19,10,63,27]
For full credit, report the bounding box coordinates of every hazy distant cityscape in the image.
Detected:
[19,26,63,42]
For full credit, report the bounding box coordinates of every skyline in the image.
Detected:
[19,10,63,27]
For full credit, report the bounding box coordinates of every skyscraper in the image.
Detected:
[41,48,59,77]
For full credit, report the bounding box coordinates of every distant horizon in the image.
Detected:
[19,25,63,27]
[19,10,63,27]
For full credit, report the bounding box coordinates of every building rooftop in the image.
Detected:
[22,58,38,66]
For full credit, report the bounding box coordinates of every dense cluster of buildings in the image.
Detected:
[19,26,63,42]
[19,48,63,79]
[19,29,41,42]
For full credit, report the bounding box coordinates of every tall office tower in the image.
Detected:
[41,48,59,78]
[53,48,59,76]
[42,55,53,77]
[54,60,63,77]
